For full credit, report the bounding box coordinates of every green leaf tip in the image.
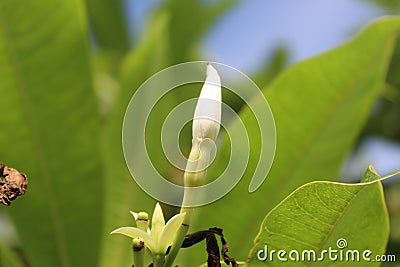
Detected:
[361,165,381,183]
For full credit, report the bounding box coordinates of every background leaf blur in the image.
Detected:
[0,0,399,267]
[0,0,102,266]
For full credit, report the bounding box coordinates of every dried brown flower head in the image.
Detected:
[0,163,28,206]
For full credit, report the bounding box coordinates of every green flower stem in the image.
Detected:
[153,254,165,267]
[164,140,212,267]
[163,206,193,267]
[165,64,221,267]
[132,238,145,267]
[132,212,148,267]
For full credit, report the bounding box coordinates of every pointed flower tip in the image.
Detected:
[130,211,138,220]
[153,203,164,222]
[193,64,222,141]
[151,202,166,242]
[206,64,220,85]
[110,228,123,235]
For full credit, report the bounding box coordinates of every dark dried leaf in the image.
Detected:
[206,231,221,267]
[219,233,237,267]
[181,227,238,267]
[182,230,208,248]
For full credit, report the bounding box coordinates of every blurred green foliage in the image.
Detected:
[0,0,399,267]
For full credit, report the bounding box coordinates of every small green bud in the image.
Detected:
[137,212,148,220]
[132,237,144,252]
[136,212,149,232]
[132,237,145,267]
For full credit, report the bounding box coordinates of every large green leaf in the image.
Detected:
[247,180,389,266]
[185,16,400,265]
[85,0,129,52]
[0,1,102,266]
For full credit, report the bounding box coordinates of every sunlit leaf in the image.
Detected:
[247,180,389,266]
[187,16,400,265]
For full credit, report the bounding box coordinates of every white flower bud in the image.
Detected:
[192,64,221,142]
